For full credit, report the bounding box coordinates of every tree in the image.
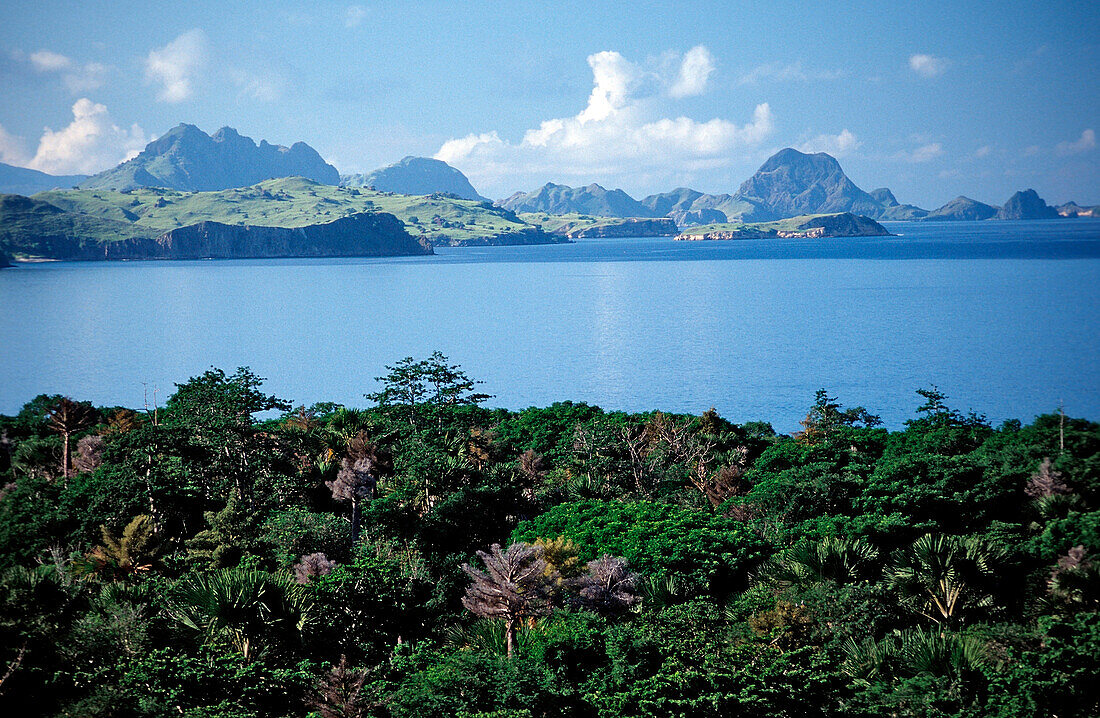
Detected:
[796,389,880,445]
[461,542,557,657]
[306,655,371,718]
[888,534,1005,625]
[568,555,642,615]
[764,536,880,588]
[80,515,162,578]
[366,352,491,431]
[327,440,388,544]
[46,397,94,481]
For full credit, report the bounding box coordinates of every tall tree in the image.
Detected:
[326,440,388,543]
[461,542,557,657]
[46,397,94,481]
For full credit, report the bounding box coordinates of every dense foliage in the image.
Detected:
[0,360,1097,717]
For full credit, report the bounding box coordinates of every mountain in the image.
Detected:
[922,196,999,221]
[340,156,488,202]
[34,177,559,249]
[0,162,88,195]
[995,189,1059,220]
[733,148,885,221]
[79,124,340,191]
[498,182,658,217]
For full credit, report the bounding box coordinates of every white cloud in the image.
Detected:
[0,124,30,165]
[973,145,991,158]
[26,98,148,175]
[1055,129,1096,156]
[909,53,949,78]
[738,61,843,85]
[345,5,367,28]
[435,47,773,194]
[29,50,72,72]
[669,45,715,98]
[231,70,285,102]
[798,129,861,157]
[896,142,944,163]
[27,49,109,92]
[145,29,209,103]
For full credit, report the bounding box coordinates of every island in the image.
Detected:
[674,212,891,240]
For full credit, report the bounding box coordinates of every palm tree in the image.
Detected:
[764,535,880,588]
[888,534,1005,625]
[164,568,313,659]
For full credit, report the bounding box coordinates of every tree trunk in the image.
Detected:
[505,618,515,658]
[61,429,71,481]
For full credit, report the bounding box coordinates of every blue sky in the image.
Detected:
[1,1,1097,207]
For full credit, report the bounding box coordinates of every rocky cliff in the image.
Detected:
[104,213,431,260]
[996,189,1059,220]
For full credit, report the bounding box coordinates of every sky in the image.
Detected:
[1,1,1097,208]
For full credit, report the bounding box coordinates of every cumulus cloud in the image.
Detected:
[669,45,715,98]
[145,29,209,102]
[435,47,773,194]
[798,129,861,157]
[896,142,944,163]
[27,49,109,92]
[0,124,30,165]
[738,61,844,85]
[1055,129,1096,156]
[909,54,949,78]
[26,99,148,175]
[345,5,367,27]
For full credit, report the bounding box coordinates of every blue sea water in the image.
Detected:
[1,219,1098,432]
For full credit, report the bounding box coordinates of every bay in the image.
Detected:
[1,218,1098,432]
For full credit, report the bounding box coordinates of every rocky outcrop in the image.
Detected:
[104,213,431,260]
[996,189,1059,220]
[80,124,340,191]
[733,149,885,221]
[668,208,727,226]
[675,213,890,241]
[1057,202,1099,218]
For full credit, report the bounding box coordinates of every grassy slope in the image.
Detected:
[34,177,537,245]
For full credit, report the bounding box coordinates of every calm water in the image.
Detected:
[2,219,1098,432]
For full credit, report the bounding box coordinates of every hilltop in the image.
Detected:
[341,156,488,202]
[79,124,340,191]
[0,162,88,195]
[499,182,658,217]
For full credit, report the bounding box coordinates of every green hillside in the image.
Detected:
[676,212,891,238]
[34,177,552,247]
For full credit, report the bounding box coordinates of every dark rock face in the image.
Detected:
[105,213,431,260]
[499,182,659,217]
[0,162,88,195]
[341,157,488,202]
[734,148,884,221]
[80,124,340,191]
[797,213,891,236]
[640,187,705,216]
[430,226,564,247]
[996,189,1059,220]
[922,196,999,221]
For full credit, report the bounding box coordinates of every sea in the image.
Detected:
[2,219,1098,433]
